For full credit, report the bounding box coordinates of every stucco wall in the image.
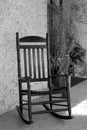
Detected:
[75,0,87,57]
[0,0,87,115]
[0,0,47,114]
[71,0,87,75]
[63,0,87,75]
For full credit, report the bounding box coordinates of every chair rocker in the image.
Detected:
[16,32,72,124]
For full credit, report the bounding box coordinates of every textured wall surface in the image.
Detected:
[75,0,87,56]
[63,0,87,75]
[0,0,87,115]
[0,0,47,114]
[71,0,87,75]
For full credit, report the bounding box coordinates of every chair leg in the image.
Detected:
[20,95,23,114]
[16,81,33,124]
[16,106,33,124]
[67,87,72,118]
[66,75,72,118]
[27,82,33,123]
[48,78,53,110]
[49,94,53,110]
[19,82,23,114]
[43,88,72,119]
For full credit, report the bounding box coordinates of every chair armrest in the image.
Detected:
[49,74,69,78]
[18,76,31,82]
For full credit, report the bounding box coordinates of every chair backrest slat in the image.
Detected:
[28,48,32,77]
[20,45,46,49]
[23,48,27,77]
[32,48,36,79]
[41,48,45,78]
[16,32,48,82]
[37,48,41,79]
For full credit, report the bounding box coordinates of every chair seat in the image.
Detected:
[21,87,66,96]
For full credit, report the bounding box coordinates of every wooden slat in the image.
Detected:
[37,48,41,78]
[32,108,68,115]
[23,100,28,102]
[52,103,67,107]
[23,49,27,77]
[41,48,45,78]
[51,96,66,99]
[20,45,46,49]
[23,103,28,106]
[30,78,48,82]
[28,49,32,77]
[21,87,67,96]
[32,48,36,79]
[32,99,67,105]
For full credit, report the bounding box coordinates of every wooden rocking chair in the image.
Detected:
[16,32,72,124]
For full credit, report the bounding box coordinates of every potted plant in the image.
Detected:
[70,43,86,76]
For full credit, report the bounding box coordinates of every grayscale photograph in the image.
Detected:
[0,0,87,130]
